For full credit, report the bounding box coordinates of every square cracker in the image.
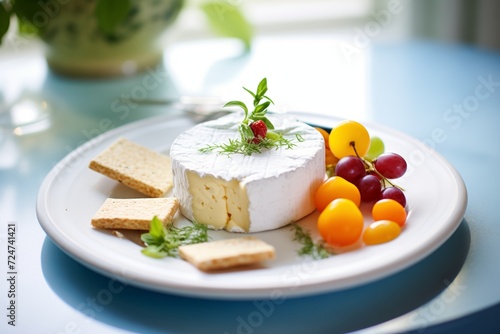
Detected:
[91,197,179,230]
[89,138,172,197]
[179,236,276,271]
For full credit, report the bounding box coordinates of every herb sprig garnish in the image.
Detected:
[200,78,302,155]
[291,224,331,260]
[141,216,209,258]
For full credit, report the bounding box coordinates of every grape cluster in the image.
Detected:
[335,151,407,207]
[314,120,409,248]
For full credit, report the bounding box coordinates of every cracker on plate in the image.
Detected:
[91,197,179,230]
[89,138,172,197]
[179,236,276,271]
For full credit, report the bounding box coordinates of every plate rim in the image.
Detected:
[36,111,468,299]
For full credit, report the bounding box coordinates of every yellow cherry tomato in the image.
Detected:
[318,198,364,247]
[329,120,370,159]
[372,199,407,226]
[314,176,361,212]
[315,127,330,149]
[363,220,401,245]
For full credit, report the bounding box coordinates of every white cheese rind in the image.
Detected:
[170,113,325,232]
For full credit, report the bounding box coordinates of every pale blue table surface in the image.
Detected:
[1,34,499,333]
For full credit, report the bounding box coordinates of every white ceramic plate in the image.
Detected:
[36,112,467,299]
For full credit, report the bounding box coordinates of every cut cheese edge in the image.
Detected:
[187,173,250,231]
[170,113,325,233]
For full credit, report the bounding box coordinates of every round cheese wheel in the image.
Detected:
[170,113,325,232]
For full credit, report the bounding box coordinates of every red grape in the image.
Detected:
[368,170,382,181]
[357,174,382,202]
[380,187,407,208]
[374,153,407,179]
[335,156,366,183]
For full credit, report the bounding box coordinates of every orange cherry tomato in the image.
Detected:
[314,176,361,212]
[325,149,339,167]
[363,220,401,245]
[315,127,330,149]
[372,199,407,226]
[317,198,364,247]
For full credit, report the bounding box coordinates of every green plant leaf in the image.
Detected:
[253,101,270,115]
[200,78,298,156]
[201,1,253,50]
[224,100,248,117]
[141,245,168,258]
[256,78,268,97]
[17,18,38,37]
[141,216,166,245]
[243,86,257,100]
[140,217,209,259]
[261,117,274,130]
[0,4,10,44]
[10,0,43,37]
[11,0,42,37]
[151,216,165,237]
[263,95,275,105]
[95,0,132,34]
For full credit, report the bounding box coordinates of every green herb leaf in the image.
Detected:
[141,245,168,259]
[263,95,275,105]
[256,78,268,98]
[243,87,257,101]
[253,101,271,115]
[224,100,248,118]
[150,216,166,241]
[141,217,209,259]
[95,0,132,34]
[201,1,253,50]
[291,224,330,260]
[201,78,300,155]
[265,131,280,140]
[261,117,274,130]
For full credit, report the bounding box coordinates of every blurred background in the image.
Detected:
[1,0,499,60]
[0,0,499,134]
[174,0,500,49]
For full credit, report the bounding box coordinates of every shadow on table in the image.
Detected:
[41,220,470,334]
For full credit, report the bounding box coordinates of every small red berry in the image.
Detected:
[249,120,267,144]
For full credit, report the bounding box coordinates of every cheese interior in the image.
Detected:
[187,171,250,231]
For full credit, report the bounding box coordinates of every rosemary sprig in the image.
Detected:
[291,224,331,260]
[200,78,299,155]
[199,133,303,156]
[141,216,209,259]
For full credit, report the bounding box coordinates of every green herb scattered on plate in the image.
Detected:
[291,224,331,260]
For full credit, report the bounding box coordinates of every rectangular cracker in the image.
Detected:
[91,197,179,230]
[179,236,276,271]
[89,138,172,197]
